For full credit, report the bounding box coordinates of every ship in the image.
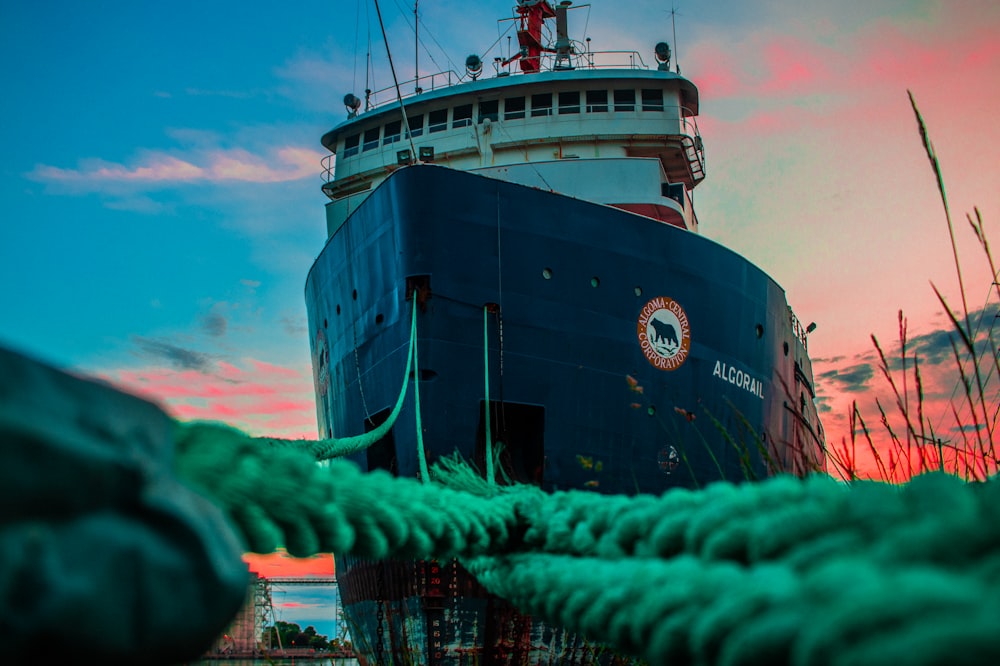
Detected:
[305,1,824,663]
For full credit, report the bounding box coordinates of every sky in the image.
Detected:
[2,0,999,637]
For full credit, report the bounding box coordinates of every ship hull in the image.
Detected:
[305,164,822,663]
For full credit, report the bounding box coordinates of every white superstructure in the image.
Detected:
[320,2,706,237]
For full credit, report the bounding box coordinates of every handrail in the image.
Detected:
[359,48,654,115]
[364,70,461,110]
[789,307,810,352]
[321,154,335,183]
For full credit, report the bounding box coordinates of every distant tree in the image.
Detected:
[265,621,303,649]
[265,621,334,650]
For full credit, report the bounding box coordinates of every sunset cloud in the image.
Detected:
[30,144,325,189]
[814,304,999,480]
[104,353,317,439]
[817,362,874,393]
[132,336,215,372]
[244,551,334,578]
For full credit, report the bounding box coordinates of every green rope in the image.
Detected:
[484,306,494,485]
[9,337,1000,663]
[171,426,1000,664]
[9,331,1000,663]
[174,421,519,559]
[255,302,418,460]
[413,305,429,482]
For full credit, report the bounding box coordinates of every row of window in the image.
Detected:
[342,88,668,157]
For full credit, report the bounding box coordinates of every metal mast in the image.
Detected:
[414,1,421,93]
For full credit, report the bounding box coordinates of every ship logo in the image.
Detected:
[637,296,690,371]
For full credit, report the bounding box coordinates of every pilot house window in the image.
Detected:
[428,109,448,133]
[406,113,423,138]
[614,89,635,112]
[504,96,525,120]
[641,89,664,111]
[531,93,552,117]
[558,91,580,114]
[362,127,380,151]
[383,120,402,145]
[586,90,608,112]
[479,99,499,122]
[343,133,360,157]
[453,104,473,128]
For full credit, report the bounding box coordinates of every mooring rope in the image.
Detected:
[413,307,429,482]
[462,550,1000,666]
[258,302,419,461]
[174,422,520,558]
[484,305,495,485]
[172,419,1000,664]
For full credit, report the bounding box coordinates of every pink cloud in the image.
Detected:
[244,551,335,577]
[964,39,1000,68]
[279,602,320,609]
[249,358,302,378]
[837,21,999,106]
[30,145,325,188]
[814,321,999,482]
[34,156,204,183]
[758,39,831,95]
[684,41,741,99]
[686,35,835,101]
[102,357,317,439]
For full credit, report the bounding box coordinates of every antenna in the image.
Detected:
[670,4,680,74]
[372,0,418,162]
[414,0,422,94]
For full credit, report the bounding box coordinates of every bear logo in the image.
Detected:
[637,297,691,371]
[649,318,678,348]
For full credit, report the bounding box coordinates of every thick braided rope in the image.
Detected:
[463,551,1000,666]
[506,473,1000,568]
[174,421,520,558]
[174,421,1000,664]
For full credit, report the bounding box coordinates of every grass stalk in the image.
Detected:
[832,93,997,482]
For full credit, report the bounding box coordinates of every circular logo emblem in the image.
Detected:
[658,445,680,475]
[313,328,330,397]
[637,296,690,371]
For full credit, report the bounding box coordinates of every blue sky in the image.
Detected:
[2,0,999,638]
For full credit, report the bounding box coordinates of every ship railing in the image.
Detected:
[321,154,335,184]
[362,70,463,110]
[677,110,707,182]
[360,49,653,113]
[573,49,651,70]
[789,307,810,352]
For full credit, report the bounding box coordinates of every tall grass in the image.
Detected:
[824,92,999,483]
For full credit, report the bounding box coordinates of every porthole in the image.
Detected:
[542,267,553,279]
[323,318,328,329]
[591,277,600,288]
[352,289,358,300]
[755,324,764,339]
[337,304,341,315]
[647,406,656,417]
[783,341,789,356]
[634,286,642,297]
[375,313,384,325]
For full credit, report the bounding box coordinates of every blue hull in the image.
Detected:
[305,165,822,663]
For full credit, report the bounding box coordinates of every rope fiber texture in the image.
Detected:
[174,421,1000,665]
